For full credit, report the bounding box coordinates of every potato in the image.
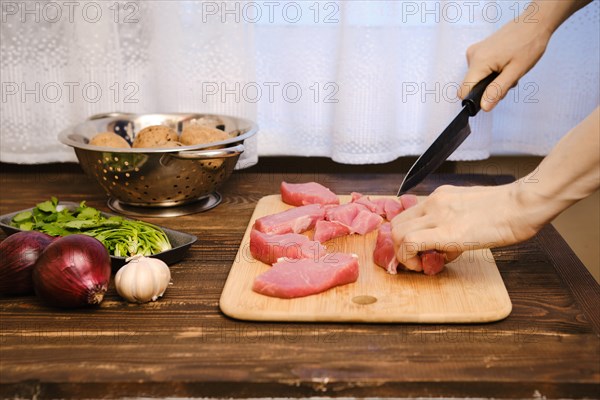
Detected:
[89,132,131,148]
[180,125,229,146]
[133,125,179,148]
[159,141,184,148]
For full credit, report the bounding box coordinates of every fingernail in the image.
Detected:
[481,99,493,111]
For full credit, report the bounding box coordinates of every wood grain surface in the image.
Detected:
[0,161,598,399]
[221,195,512,323]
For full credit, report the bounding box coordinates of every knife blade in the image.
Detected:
[397,71,499,196]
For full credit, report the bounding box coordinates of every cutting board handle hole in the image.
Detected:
[352,295,377,305]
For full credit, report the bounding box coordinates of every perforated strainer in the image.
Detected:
[59,113,258,212]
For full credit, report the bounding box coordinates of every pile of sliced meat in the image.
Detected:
[250,181,446,299]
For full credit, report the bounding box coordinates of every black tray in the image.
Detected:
[0,202,197,270]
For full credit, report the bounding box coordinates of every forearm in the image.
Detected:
[460,0,593,110]
[514,107,600,228]
[391,108,598,263]
[513,0,597,217]
[529,0,593,35]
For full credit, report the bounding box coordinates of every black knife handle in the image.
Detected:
[461,71,500,116]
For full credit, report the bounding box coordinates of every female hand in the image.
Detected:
[458,20,551,111]
[458,0,590,111]
[390,183,536,270]
[392,107,599,270]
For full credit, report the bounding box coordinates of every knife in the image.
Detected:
[397,71,499,196]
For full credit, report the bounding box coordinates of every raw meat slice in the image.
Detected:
[281,181,339,206]
[373,223,400,274]
[421,251,446,276]
[373,223,446,276]
[351,192,383,214]
[254,204,325,235]
[325,203,367,228]
[373,222,422,273]
[313,220,351,243]
[377,198,404,221]
[250,229,326,265]
[352,209,384,235]
[351,192,405,221]
[252,253,359,299]
[325,203,382,235]
[350,192,363,202]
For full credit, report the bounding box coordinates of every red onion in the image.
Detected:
[0,231,54,295]
[33,234,111,308]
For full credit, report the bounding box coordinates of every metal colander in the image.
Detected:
[59,112,258,208]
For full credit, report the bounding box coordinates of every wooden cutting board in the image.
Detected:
[219,195,512,323]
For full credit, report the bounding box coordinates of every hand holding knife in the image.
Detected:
[397,72,499,196]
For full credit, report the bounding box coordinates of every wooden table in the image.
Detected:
[1,160,599,399]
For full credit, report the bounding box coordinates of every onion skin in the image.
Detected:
[0,231,53,296]
[33,234,111,308]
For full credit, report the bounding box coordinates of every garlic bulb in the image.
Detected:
[115,255,171,303]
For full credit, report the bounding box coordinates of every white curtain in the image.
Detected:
[1,0,598,165]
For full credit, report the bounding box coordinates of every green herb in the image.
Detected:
[11,198,172,257]
[12,211,32,223]
[36,197,58,213]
